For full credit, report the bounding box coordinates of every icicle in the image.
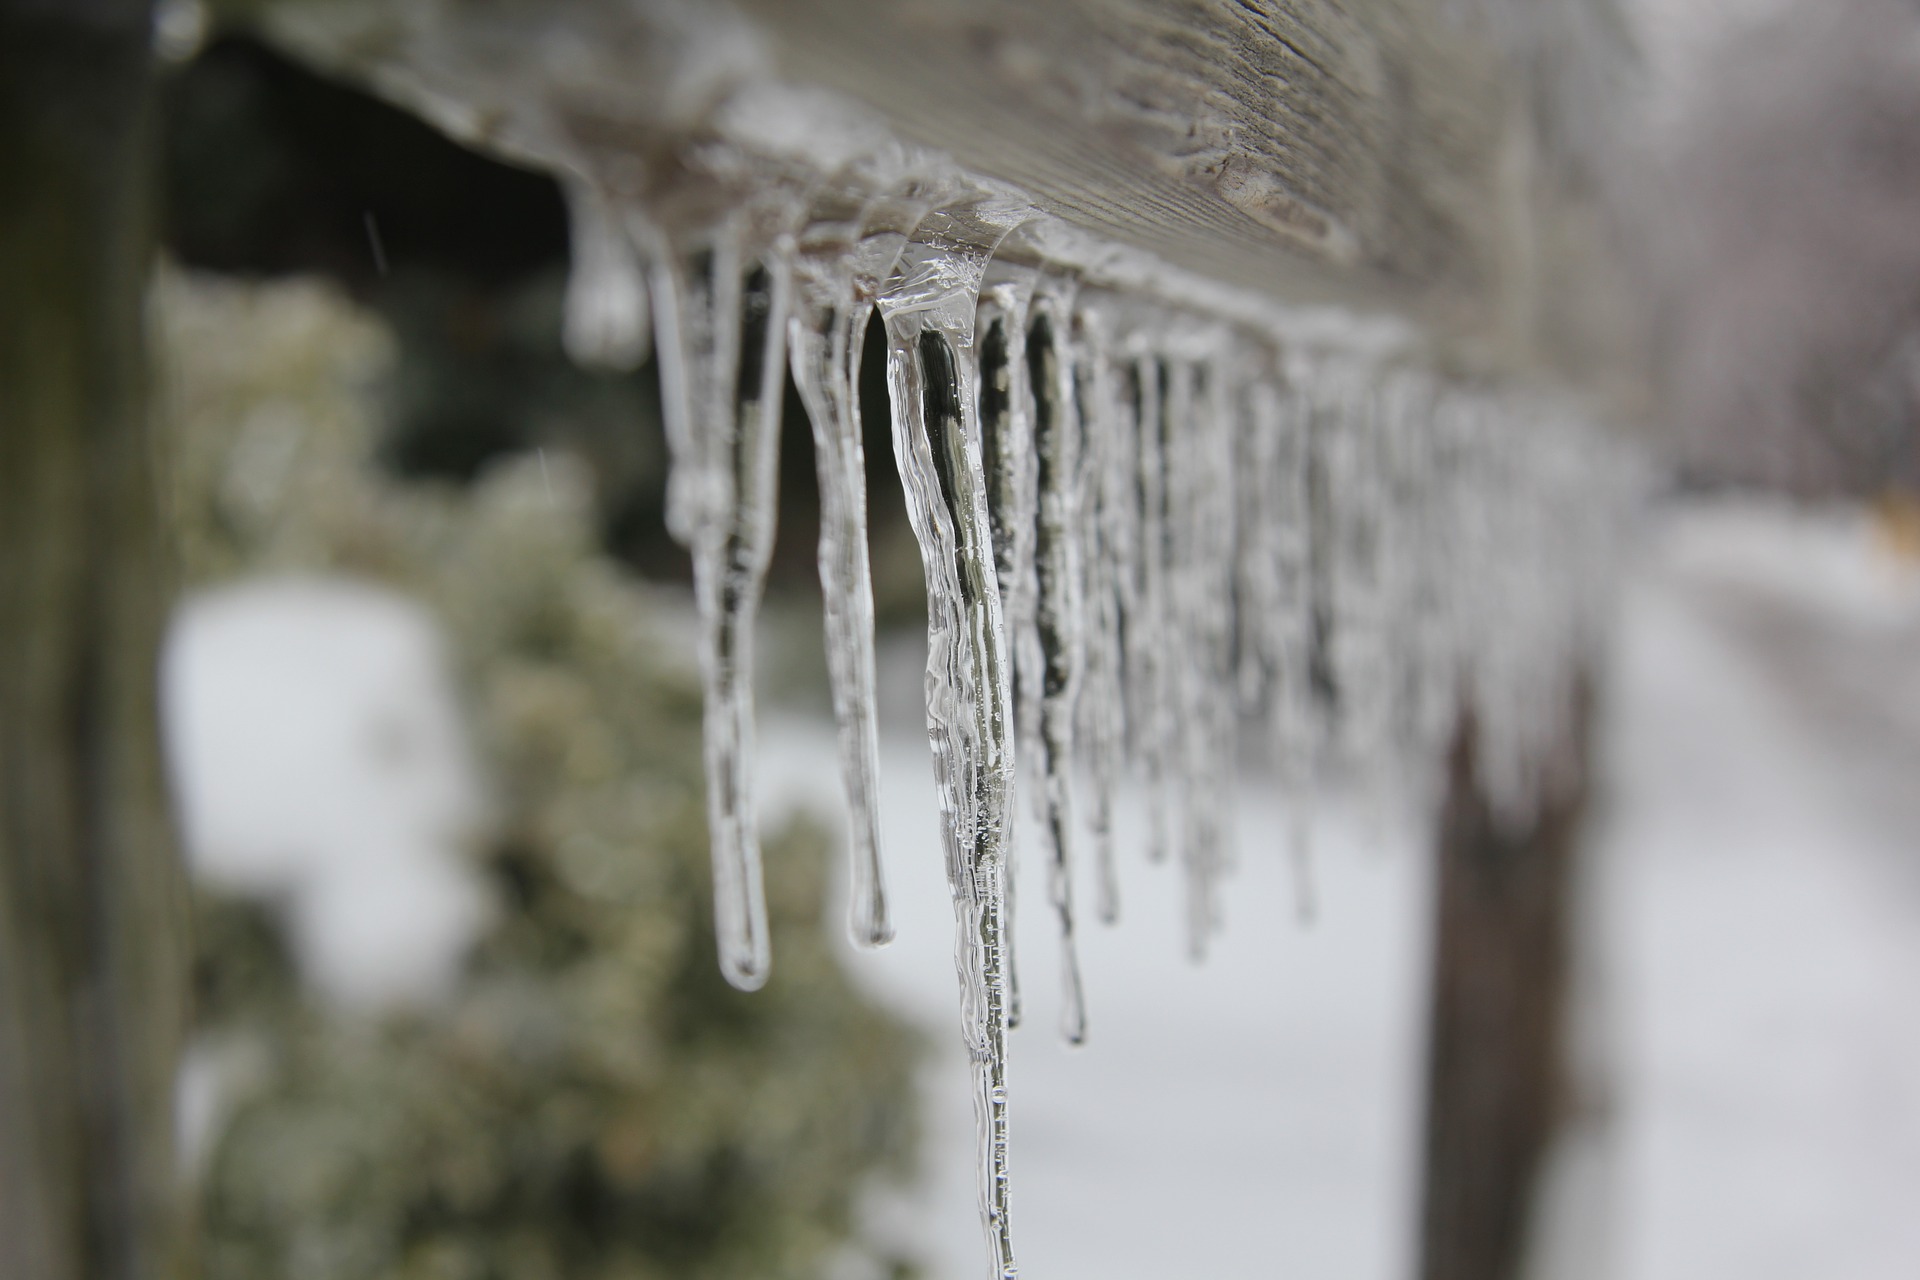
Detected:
[1162,347,1238,957]
[788,187,895,947]
[1198,352,1242,900]
[848,177,975,374]
[1234,351,1323,921]
[644,191,802,992]
[1127,346,1175,865]
[1070,300,1127,927]
[561,175,650,372]
[1161,354,1205,943]
[1228,362,1290,752]
[974,258,1040,1032]
[1233,361,1279,721]
[976,265,1042,760]
[876,195,1032,1280]
[1027,272,1089,1043]
[1301,355,1396,784]
[1345,370,1425,830]
[1272,366,1322,789]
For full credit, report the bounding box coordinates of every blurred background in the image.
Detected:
[8,0,1920,1277]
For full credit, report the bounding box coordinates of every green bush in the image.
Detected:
[159,269,921,1280]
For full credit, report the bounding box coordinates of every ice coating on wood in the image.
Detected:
[876,195,1032,1280]
[642,190,801,992]
[585,136,1638,1280]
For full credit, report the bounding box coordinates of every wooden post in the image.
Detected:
[1418,681,1594,1280]
[0,3,189,1278]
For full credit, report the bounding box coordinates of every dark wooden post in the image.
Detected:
[1419,679,1594,1280]
[0,3,190,1278]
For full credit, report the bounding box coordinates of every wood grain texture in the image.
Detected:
[737,0,1515,321]
[249,0,1569,342]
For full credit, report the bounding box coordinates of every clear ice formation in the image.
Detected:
[876,195,1032,1280]
[1027,273,1090,1044]
[788,186,895,949]
[974,257,1039,1032]
[561,175,650,372]
[639,184,804,993]
[577,143,1640,1280]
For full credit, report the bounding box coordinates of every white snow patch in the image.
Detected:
[1597,500,1920,1280]
[162,574,491,1013]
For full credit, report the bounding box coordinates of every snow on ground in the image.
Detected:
[760,708,1429,1280]
[163,501,1920,1278]
[1596,503,1920,1280]
[782,499,1920,1280]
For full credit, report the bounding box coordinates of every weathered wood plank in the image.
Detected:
[247,0,1557,340]
[735,0,1512,319]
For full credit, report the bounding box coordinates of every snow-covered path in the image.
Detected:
[1596,507,1920,1280]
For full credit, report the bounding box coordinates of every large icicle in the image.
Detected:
[976,261,1045,810]
[877,194,1031,1280]
[787,186,895,948]
[785,172,967,948]
[642,190,801,992]
[974,257,1040,1030]
[1026,273,1089,1041]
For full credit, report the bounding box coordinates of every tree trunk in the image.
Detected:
[0,4,189,1278]
[1419,680,1594,1280]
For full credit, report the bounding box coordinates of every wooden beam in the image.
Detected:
[249,0,1547,337]
[735,0,1513,321]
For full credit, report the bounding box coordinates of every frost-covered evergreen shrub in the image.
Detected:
[158,270,920,1280]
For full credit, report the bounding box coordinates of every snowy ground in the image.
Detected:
[755,626,1431,1280]
[165,500,1920,1279]
[1594,505,1920,1280]
[762,713,1429,1280]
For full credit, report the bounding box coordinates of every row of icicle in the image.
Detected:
[559,154,1637,1280]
